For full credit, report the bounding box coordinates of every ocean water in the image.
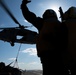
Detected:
[21,70,42,75]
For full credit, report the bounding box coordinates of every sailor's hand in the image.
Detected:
[22,0,31,4]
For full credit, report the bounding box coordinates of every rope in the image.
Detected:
[16,43,22,60]
[13,43,22,68]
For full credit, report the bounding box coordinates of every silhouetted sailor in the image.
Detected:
[21,0,64,75]
[62,6,76,75]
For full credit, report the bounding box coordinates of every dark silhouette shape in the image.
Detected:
[61,6,76,75]
[0,0,38,46]
[20,0,66,75]
[0,62,22,75]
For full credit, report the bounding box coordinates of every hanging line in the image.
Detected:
[16,43,22,60]
[13,43,22,69]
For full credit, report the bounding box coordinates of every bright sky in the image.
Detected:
[0,0,76,70]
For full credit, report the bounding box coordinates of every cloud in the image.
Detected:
[18,62,25,65]
[28,62,38,65]
[8,58,16,61]
[19,61,38,65]
[21,48,37,56]
[19,61,41,70]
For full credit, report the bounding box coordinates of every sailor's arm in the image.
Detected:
[20,0,37,25]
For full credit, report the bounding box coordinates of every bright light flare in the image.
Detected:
[51,6,59,15]
[46,5,60,18]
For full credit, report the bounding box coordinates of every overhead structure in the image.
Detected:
[0,0,38,46]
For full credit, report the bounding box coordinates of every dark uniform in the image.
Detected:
[63,6,76,75]
[21,0,65,75]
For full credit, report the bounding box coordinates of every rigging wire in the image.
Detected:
[13,43,22,69]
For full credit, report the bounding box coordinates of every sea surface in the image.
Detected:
[21,70,42,75]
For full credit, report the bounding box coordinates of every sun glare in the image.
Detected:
[48,5,60,20]
[51,6,59,14]
[46,5,60,18]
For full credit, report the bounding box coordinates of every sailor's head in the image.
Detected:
[42,9,57,19]
[63,6,76,20]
